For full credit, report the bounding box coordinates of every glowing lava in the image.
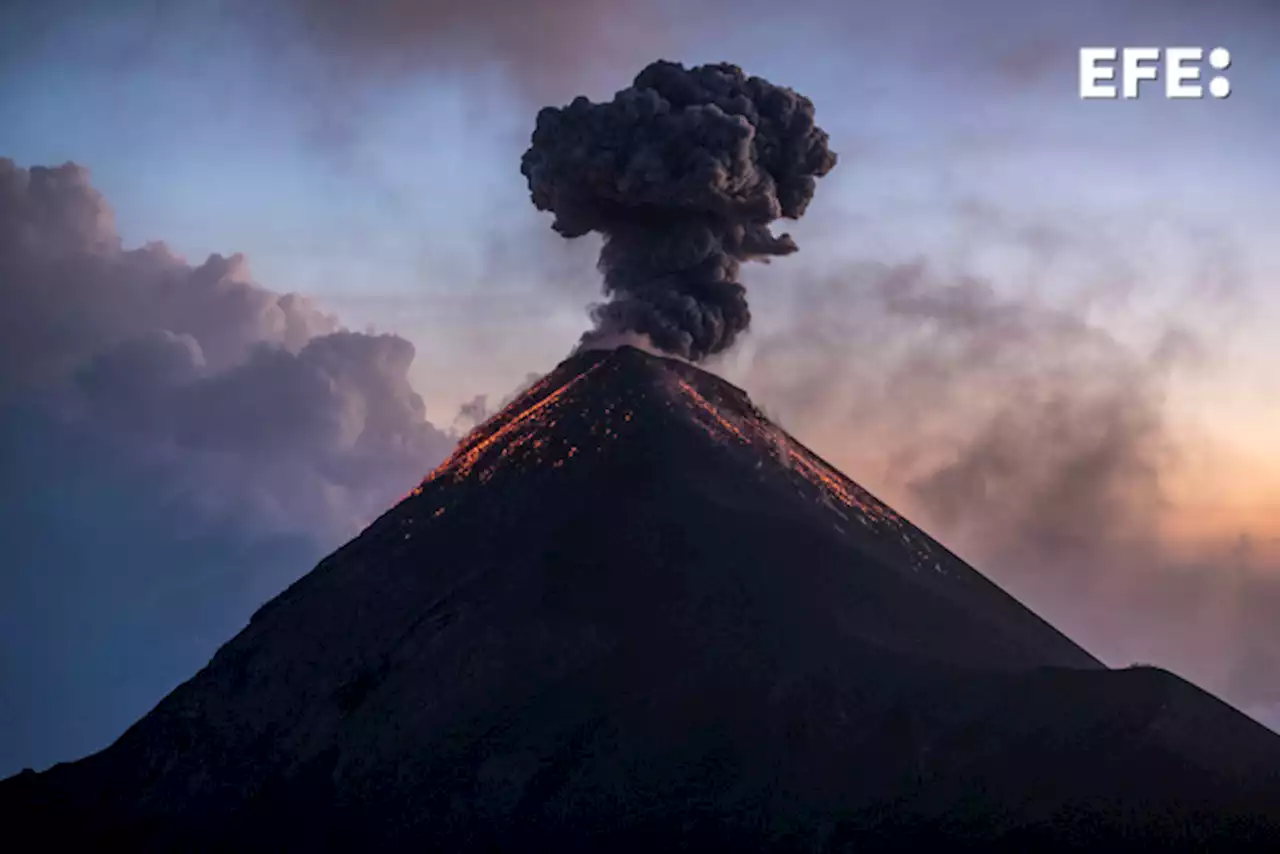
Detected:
[423,363,604,487]
[400,347,955,579]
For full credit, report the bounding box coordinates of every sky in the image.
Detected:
[0,0,1277,776]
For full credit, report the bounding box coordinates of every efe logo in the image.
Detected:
[1079,47,1231,99]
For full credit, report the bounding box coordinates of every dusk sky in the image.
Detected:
[1,0,1278,777]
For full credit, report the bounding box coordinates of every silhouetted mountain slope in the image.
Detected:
[4,346,1279,851]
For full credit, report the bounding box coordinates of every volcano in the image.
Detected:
[4,345,1279,851]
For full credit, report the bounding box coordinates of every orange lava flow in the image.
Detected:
[423,363,601,486]
[675,380,749,443]
[778,437,951,572]
[787,448,896,524]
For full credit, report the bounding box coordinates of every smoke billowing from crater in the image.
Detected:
[521,60,837,361]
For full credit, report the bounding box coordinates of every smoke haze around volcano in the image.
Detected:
[521,60,837,361]
[734,235,1280,730]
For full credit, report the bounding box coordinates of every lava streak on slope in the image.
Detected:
[674,379,750,444]
[420,363,606,488]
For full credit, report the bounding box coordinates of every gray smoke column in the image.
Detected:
[521,60,837,360]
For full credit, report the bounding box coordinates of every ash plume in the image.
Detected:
[521,60,837,361]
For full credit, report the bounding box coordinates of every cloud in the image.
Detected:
[0,164,335,394]
[0,158,457,774]
[0,158,455,532]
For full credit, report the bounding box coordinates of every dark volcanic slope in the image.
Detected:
[5,346,1280,852]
